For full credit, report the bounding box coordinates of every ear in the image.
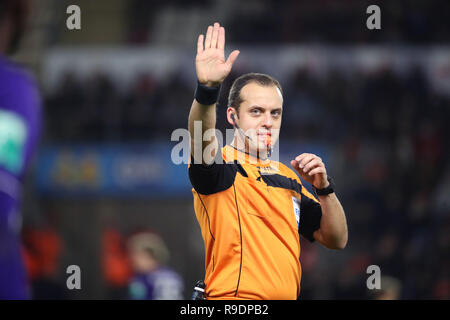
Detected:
[226,107,237,126]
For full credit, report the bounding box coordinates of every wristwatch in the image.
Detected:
[313,176,335,196]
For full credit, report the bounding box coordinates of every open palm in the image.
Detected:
[196,22,240,87]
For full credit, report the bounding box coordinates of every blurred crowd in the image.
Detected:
[22,227,184,300]
[125,0,450,44]
[42,63,449,299]
[225,0,450,44]
[286,66,449,299]
[45,71,192,142]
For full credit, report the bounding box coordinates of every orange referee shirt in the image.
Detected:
[189,145,322,300]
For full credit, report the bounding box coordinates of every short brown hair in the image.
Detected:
[228,73,283,114]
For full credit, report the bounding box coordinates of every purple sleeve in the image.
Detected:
[0,58,41,299]
[0,63,42,179]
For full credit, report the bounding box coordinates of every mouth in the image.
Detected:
[257,133,272,145]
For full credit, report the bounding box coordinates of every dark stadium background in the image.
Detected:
[13,0,449,299]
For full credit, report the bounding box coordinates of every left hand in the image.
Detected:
[291,153,329,189]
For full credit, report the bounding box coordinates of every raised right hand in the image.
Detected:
[195,22,240,87]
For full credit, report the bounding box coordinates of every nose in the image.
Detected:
[262,111,273,128]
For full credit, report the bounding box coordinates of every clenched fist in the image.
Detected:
[291,153,329,190]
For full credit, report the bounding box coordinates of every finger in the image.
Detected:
[218,26,225,50]
[290,160,299,169]
[295,153,309,163]
[302,154,321,168]
[211,22,220,48]
[197,34,204,54]
[226,50,240,67]
[303,162,322,175]
[308,167,326,176]
[303,159,323,173]
[298,154,315,169]
[205,25,213,49]
[291,160,309,178]
[295,153,321,163]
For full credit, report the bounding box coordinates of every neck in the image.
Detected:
[231,136,270,162]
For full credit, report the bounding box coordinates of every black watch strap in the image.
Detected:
[313,176,335,196]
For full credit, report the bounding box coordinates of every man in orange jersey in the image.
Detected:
[188,22,348,300]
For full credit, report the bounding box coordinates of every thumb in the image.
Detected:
[291,160,300,172]
[226,50,240,68]
[291,160,306,178]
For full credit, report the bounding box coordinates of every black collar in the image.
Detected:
[230,144,269,161]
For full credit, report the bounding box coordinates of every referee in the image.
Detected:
[188,22,348,300]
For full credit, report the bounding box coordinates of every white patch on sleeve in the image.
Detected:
[0,110,27,175]
[292,196,301,229]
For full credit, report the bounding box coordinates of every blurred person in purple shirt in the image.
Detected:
[0,0,42,299]
[127,232,184,300]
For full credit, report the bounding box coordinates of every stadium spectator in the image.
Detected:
[102,228,132,300]
[127,231,184,300]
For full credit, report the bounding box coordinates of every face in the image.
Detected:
[129,248,158,273]
[228,82,283,156]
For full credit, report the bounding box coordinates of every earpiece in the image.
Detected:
[231,112,252,142]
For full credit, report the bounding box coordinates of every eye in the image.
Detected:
[271,110,281,117]
[251,109,261,116]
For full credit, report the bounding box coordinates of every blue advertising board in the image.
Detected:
[35,141,329,198]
